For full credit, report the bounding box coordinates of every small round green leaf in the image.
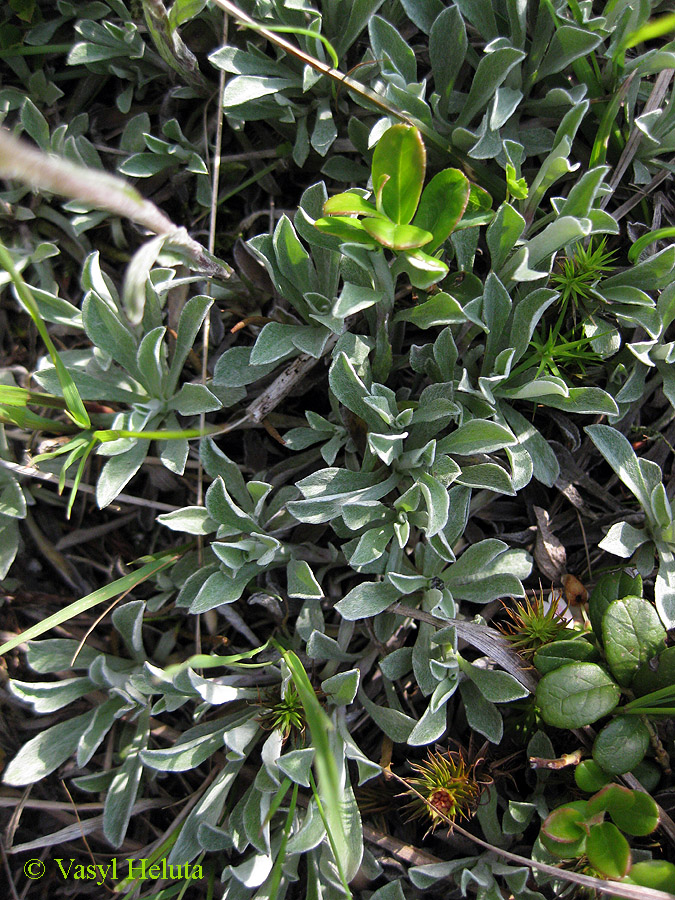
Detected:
[588,569,641,639]
[631,759,661,792]
[586,822,631,879]
[575,759,610,793]
[534,638,599,674]
[602,596,666,686]
[540,804,588,859]
[536,662,620,728]
[608,789,659,836]
[623,860,675,893]
[593,716,650,775]
[587,783,635,818]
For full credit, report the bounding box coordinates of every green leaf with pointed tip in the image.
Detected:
[455,47,526,128]
[459,679,503,743]
[437,420,517,455]
[586,822,631,879]
[323,193,385,218]
[362,218,432,250]
[287,559,323,599]
[97,439,150,509]
[335,581,400,620]
[371,125,426,225]
[157,506,217,535]
[3,709,96,785]
[586,424,653,511]
[394,292,465,328]
[314,216,379,246]
[418,472,449,537]
[412,168,470,251]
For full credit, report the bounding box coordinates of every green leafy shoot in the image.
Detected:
[498,590,570,657]
[509,326,605,381]
[257,684,307,743]
[0,238,90,430]
[551,238,616,318]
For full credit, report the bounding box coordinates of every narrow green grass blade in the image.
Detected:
[247,22,339,68]
[268,782,298,900]
[65,438,97,519]
[163,642,272,675]
[0,385,69,409]
[264,777,292,828]
[94,426,221,442]
[623,12,675,49]
[309,770,352,899]
[589,78,633,168]
[0,552,181,655]
[628,227,675,263]
[272,641,351,895]
[0,406,78,433]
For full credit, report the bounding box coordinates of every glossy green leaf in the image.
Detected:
[623,860,675,893]
[313,215,379,246]
[323,192,384,218]
[574,760,611,793]
[536,662,620,728]
[542,803,587,844]
[371,125,426,225]
[585,822,631,879]
[362,218,432,250]
[592,717,650,775]
[412,168,470,251]
[609,789,659,836]
[602,596,666,686]
[588,569,642,640]
[632,645,675,695]
[533,639,598,674]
